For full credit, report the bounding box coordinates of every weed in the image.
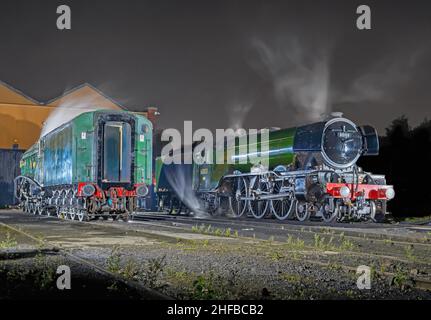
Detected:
[143,255,167,288]
[33,253,56,290]
[214,228,223,237]
[314,234,327,250]
[106,247,122,274]
[280,273,301,283]
[122,258,141,280]
[327,263,342,271]
[404,245,416,262]
[340,238,355,251]
[224,228,231,237]
[392,268,409,288]
[192,273,217,299]
[270,251,284,261]
[0,232,18,249]
[286,235,305,250]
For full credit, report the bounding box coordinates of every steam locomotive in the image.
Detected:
[14,110,153,221]
[156,113,395,222]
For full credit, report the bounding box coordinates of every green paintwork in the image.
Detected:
[20,110,153,187]
[154,156,163,190]
[194,127,297,191]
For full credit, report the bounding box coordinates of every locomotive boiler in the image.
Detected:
[157,113,395,222]
[15,110,153,221]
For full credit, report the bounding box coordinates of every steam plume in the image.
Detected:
[251,37,330,123]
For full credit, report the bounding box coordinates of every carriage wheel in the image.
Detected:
[295,201,311,222]
[77,210,85,222]
[270,181,295,220]
[229,177,248,218]
[69,208,76,220]
[56,206,63,219]
[249,179,270,219]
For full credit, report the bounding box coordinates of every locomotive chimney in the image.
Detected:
[330,111,343,118]
[146,106,159,129]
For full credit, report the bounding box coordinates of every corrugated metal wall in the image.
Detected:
[0,149,23,207]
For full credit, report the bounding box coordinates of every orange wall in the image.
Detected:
[0,103,55,149]
[0,85,36,105]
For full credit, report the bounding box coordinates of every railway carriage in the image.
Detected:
[15,110,153,221]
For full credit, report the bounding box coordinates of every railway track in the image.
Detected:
[2,209,431,296]
[95,213,431,292]
[131,212,431,245]
[0,220,170,300]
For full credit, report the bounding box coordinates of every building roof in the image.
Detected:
[46,83,126,110]
[0,80,40,105]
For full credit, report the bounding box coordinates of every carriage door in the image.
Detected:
[103,122,132,182]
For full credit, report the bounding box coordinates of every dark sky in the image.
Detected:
[0,0,430,134]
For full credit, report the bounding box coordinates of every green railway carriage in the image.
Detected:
[16,109,153,221]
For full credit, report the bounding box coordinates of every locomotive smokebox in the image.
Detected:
[293,116,365,169]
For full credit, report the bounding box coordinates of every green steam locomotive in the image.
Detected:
[156,114,395,222]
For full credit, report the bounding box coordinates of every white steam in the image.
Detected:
[163,154,209,218]
[227,99,253,130]
[251,37,330,123]
[41,84,126,137]
[336,53,419,104]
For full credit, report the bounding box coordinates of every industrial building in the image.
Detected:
[0,80,158,207]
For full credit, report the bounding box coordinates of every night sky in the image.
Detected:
[0,0,430,134]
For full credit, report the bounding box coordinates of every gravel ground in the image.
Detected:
[1,209,431,300]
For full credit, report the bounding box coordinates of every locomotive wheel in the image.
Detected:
[69,208,76,220]
[295,201,311,222]
[229,177,248,218]
[29,203,36,215]
[320,201,339,223]
[370,201,385,222]
[270,181,295,220]
[23,201,29,213]
[271,198,295,221]
[36,204,44,216]
[249,180,270,219]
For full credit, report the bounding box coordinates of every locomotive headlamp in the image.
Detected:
[136,184,149,197]
[385,187,395,200]
[82,184,96,197]
[339,185,351,198]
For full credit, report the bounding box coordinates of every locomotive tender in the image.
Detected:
[15,110,153,221]
[156,113,395,222]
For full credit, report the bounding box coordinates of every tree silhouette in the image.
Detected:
[359,116,431,218]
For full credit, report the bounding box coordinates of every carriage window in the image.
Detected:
[103,122,131,182]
